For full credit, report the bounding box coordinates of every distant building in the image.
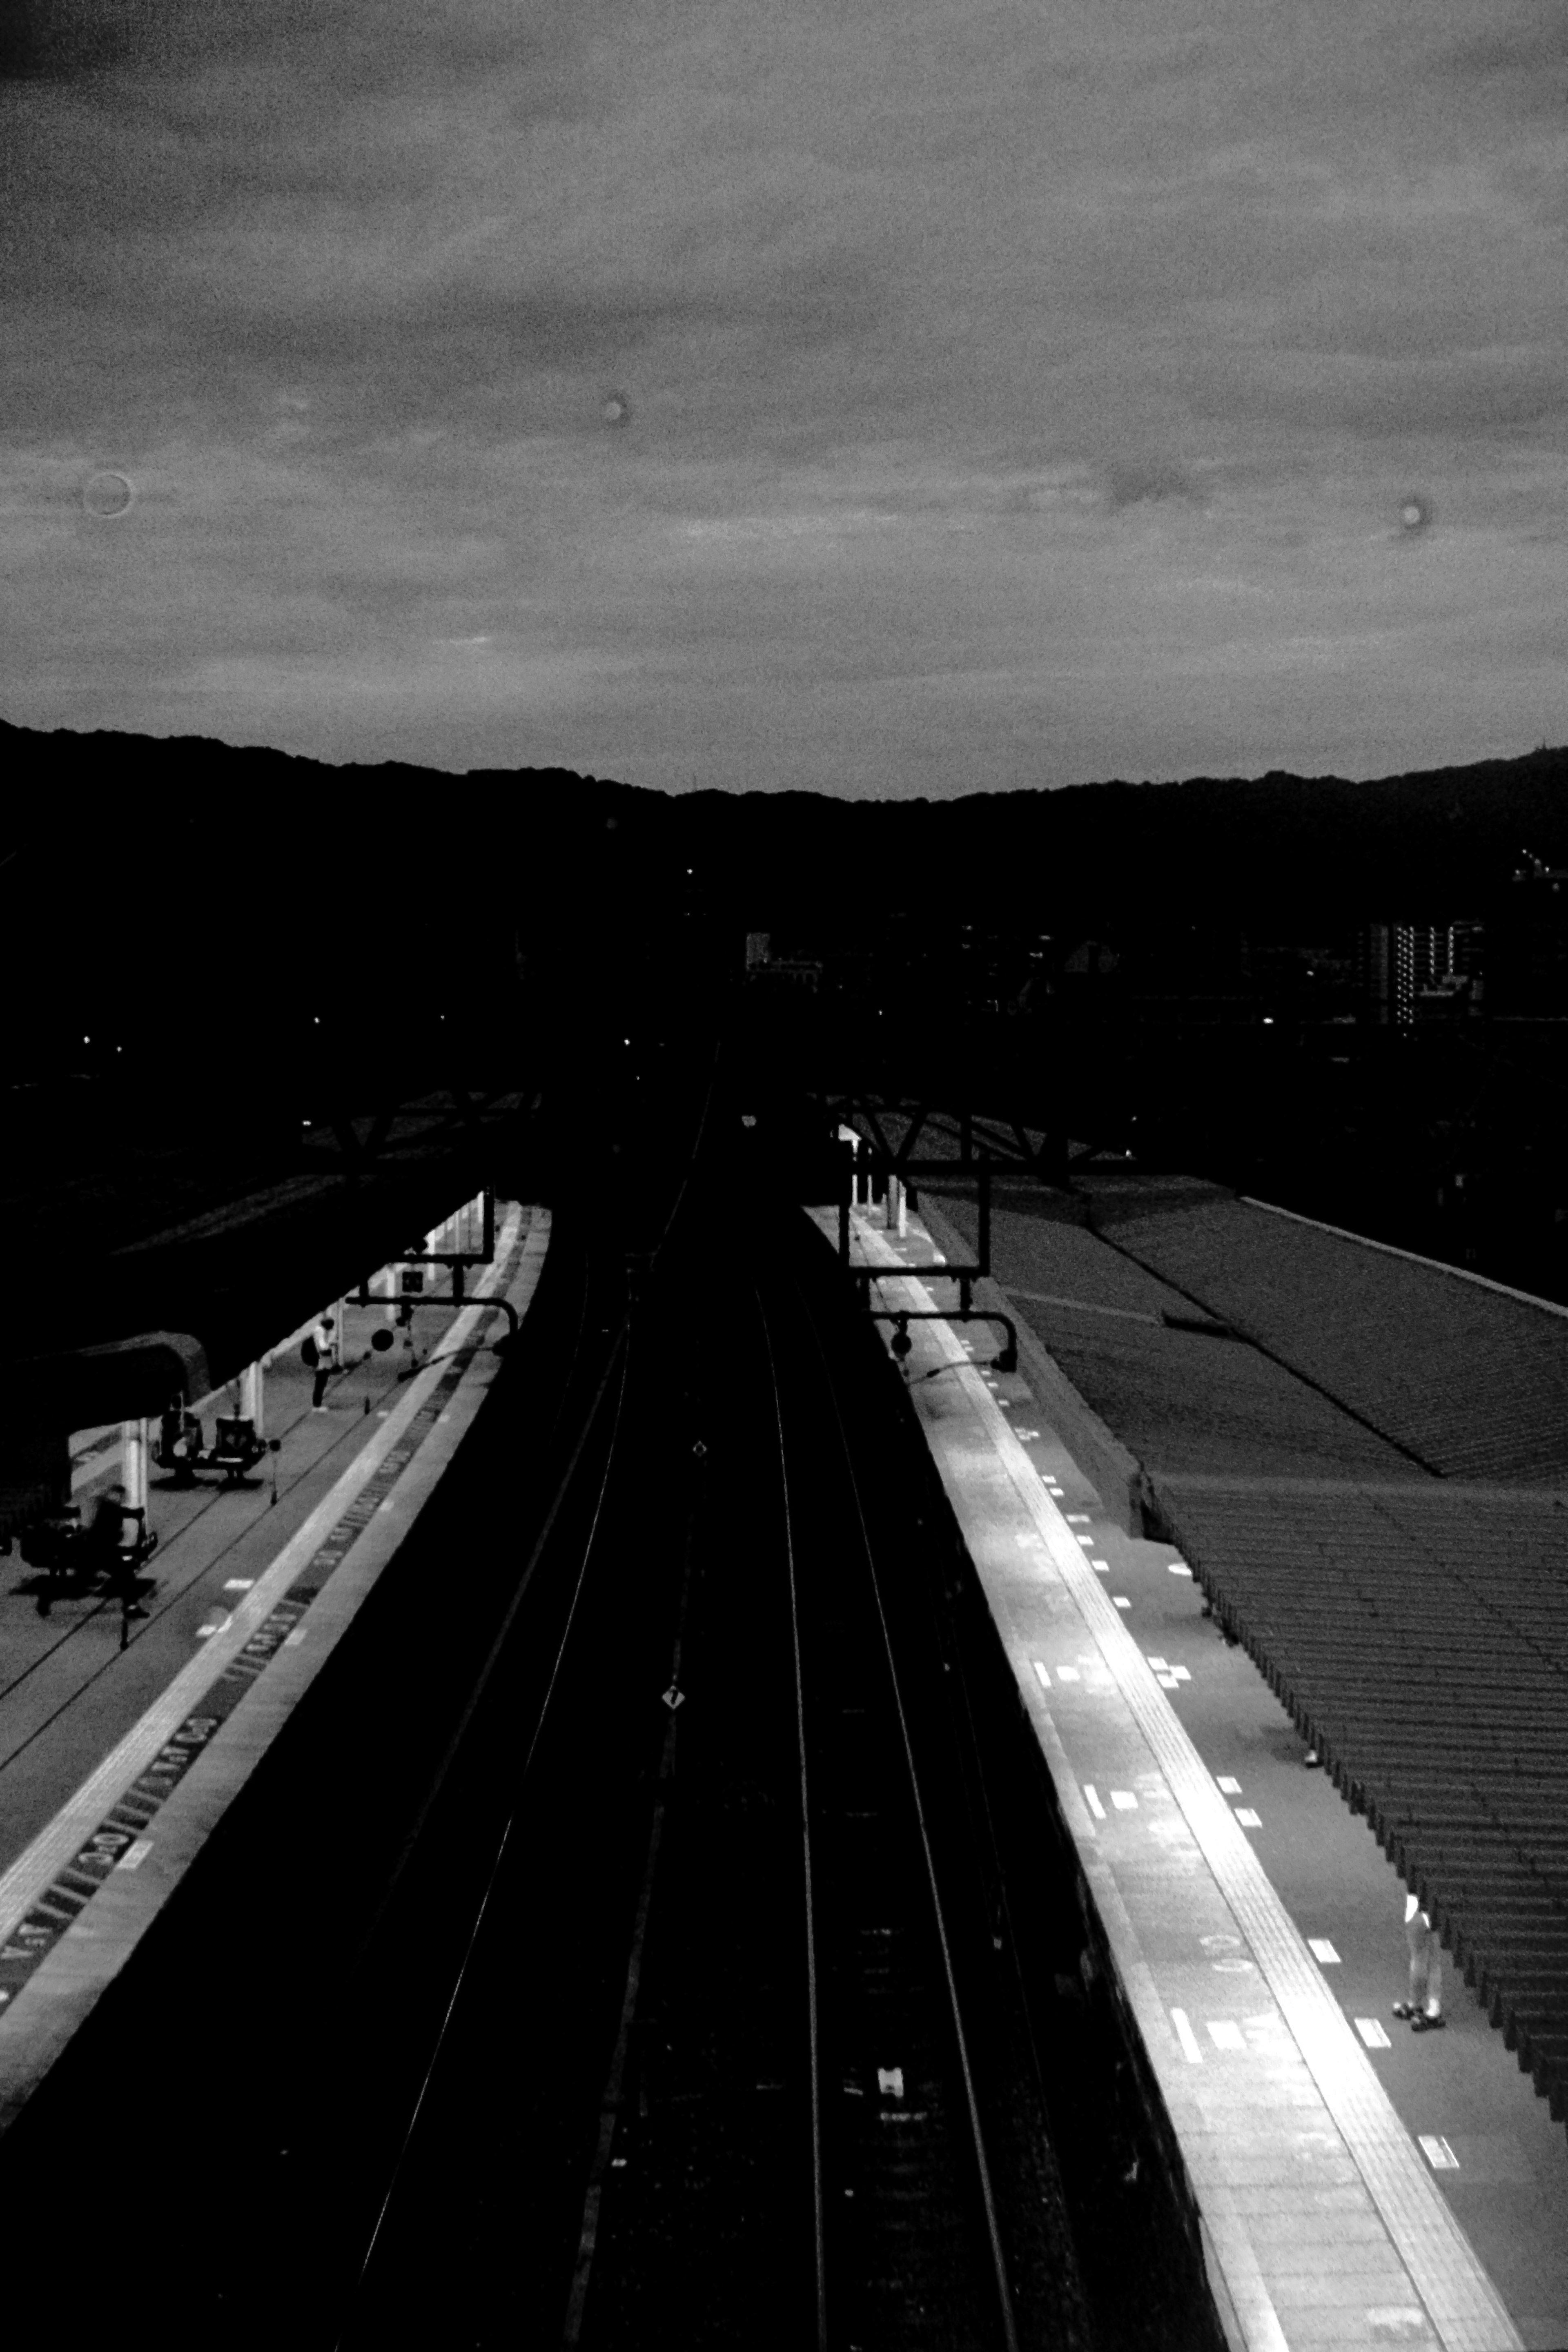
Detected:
[745,933,822,993]
[764,956,823,993]
[1360,920,1484,1025]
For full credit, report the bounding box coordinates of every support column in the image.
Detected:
[238,1360,263,1435]
[121,1417,149,1517]
[886,1174,905,1235]
[381,1264,397,1325]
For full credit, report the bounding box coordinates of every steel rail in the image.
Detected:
[333,1268,635,2350]
[755,1290,830,2352]
[791,1272,1024,2352]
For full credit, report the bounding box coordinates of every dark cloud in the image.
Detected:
[1435,6,1568,85]
[1,0,1564,789]
[1101,458,1199,512]
[0,0,611,92]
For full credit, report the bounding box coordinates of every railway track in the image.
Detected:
[551,1207,1093,2350]
[3,1050,1224,2348]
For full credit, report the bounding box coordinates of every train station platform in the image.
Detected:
[0,1201,548,2134]
[822,1200,1568,2352]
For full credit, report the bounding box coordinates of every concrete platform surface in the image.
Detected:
[0,1202,546,2130]
[822,1201,1568,2352]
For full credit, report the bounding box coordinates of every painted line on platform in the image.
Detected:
[840,1206,1525,2352]
[1171,2009,1205,2064]
[0,1208,526,1964]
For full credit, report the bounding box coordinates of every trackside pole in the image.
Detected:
[121,1416,148,1519]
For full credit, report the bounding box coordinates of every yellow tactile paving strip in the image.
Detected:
[833,1209,1523,2352]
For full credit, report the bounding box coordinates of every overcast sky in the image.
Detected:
[2,0,1564,796]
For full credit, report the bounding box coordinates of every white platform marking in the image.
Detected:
[1111,1790,1138,1810]
[1357,2019,1393,2049]
[1146,1656,1168,1670]
[1308,1939,1341,1965]
[1208,2020,1245,2050]
[1033,1661,1052,1689]
[223,1578,255,1592]
[1170,2008,1204,2063]
[1419,2136,1460,2171]
[283,1628,307,1648]
[1066,1514,1090,1524]
[1056,1666,1080,1682]
[1235,1809,1262,1828]
[1113,1596,1131,1609]
[1158,1675,1180,1688]
[118,1840,152,1871]
[1083,1785,1107,1820]
[1167,1562,1193,1576]
[1216,1777,1242,1794]
[1170,1666,1190,1681]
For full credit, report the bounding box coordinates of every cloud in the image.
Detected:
[1,0,1565,789]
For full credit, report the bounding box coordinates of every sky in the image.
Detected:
[2,0,1565,797]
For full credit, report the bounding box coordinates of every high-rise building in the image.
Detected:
[1360,920,1485,1023]
[1360,922,1417,1025]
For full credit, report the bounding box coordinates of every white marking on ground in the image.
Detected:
[1308,1939,1341,1965]
[1083,1785,1107,1820]
[1235,1809,1262,1828]
[118,1840,152,1871]
[1113,1597,1131,1609]
[1111,1790,1138,1810]
[1357,2020,1392,2049]
[1216,1777,1242,1794]
[1419,2136,1459,2171]
[1033,1661,1051,1689]
[1056,1666,1080,1682]
[1170,2008,1204,2063]
[1207,2020,1245,2050]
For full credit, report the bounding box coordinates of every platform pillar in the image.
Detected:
[121,1417,148,1516]
[237,1359,263,1434]
[381,1264,397,1324]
